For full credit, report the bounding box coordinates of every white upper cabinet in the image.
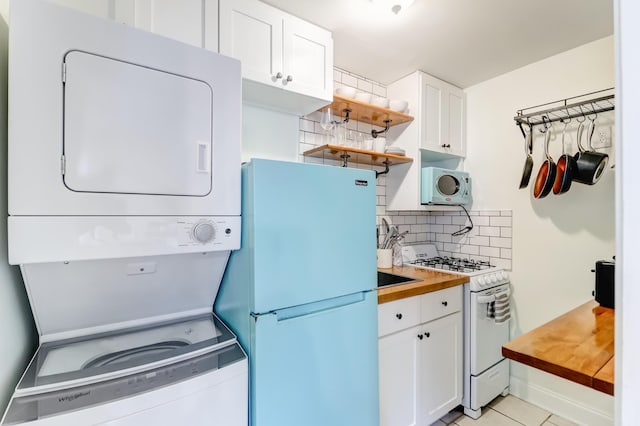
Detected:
[219,0,334,115]
[421,73,466,157]
[116,0,218,51]
[50,0,218,51]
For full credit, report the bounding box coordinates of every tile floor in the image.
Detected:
[430,395,577,426]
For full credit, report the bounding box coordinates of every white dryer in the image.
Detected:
[3,1,247,424]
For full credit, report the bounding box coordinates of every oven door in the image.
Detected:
[469,284,510,375]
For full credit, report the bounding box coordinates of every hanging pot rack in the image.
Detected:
[514,88,615,131]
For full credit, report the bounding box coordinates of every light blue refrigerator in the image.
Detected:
[215,159,379,426]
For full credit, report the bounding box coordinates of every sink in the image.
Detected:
[377,271,420,288]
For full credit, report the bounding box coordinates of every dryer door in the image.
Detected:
[63,51,212,197]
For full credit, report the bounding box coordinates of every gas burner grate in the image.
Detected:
[410,256,494,273]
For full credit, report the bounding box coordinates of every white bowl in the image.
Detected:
[335,86,357,98]
[371,96,390,108]
[389,99,408,112]
[354,92,372,103]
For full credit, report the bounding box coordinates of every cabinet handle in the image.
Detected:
[417,334,424,340]
[396,313,403,320]
[425,332,431,338]
[275,72,283,80]
[441,144,451,148]
[286,75,293,82]
[442,301,448,307]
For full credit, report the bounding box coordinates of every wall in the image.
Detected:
[617,0,640,422]
[0,0,37,414]
[465,36,616,424]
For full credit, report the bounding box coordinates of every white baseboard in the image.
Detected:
[509,376,614,426]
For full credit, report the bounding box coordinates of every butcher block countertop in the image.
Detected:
[376,265,469,304]
[502,300,614,396]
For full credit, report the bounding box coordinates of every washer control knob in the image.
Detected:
[193,222,215,243]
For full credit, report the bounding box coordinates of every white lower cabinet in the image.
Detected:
[379,286,463,426]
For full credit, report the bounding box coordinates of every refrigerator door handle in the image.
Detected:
[273,292,367,322]
[250,311,277,322]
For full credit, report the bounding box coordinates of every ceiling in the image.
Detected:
[262,0,614,88]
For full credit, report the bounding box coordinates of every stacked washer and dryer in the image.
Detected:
[2,1,247,424]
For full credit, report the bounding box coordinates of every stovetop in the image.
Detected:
[409,256,494,273]
[401,244,509,291]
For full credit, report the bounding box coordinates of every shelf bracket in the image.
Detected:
[375,160,390,178]
[372,120,391,138]
[340,153,350,168]
[340,108,352,124]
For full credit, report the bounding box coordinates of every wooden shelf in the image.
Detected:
[303,144,413,168]
[329,95,414,128]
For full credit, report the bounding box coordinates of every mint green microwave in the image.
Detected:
[421,167,472,205]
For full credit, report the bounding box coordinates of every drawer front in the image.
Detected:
[378,296,420,337]
[420,285,462,323]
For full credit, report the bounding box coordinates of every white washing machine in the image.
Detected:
[3,1,247,424]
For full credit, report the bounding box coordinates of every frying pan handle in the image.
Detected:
[544,124,553,161]
[576,121,586,153]
[587,117,597,150]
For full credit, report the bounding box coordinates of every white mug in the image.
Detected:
[373,137,386,153]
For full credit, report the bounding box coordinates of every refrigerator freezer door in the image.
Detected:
[246,159,377,313]
[251,291,379,426]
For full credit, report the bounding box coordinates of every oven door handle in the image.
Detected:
[477,294,495,304]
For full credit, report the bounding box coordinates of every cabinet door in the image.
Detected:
[446,85,466,157]
[118,0,216,50]
[419,312,463,424]
[47,0,114,19]
[379,326,421,426]
[219,0,283,87]
[282,15,333,101]
[421,73,445,152]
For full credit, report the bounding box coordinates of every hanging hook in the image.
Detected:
[539,115,551,133]
[587,102,598,121]
[576,104,587,123]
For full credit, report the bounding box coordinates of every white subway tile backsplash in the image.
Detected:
[490,237,512,248]
[480,210,501,216]
[472,216,490,226]
[436,233,452,243]
[501,227,512,238]
[500,210,512,217]
[357,79,373,92]
[417,216,428,224]
[461,245,479,255]
[435,215,452,225]
[411,224,428,233]
[444,243,461,252]
[333,69,342,82]
[443,225,459,234]
[452,216,469,225]
[490,216,512,227]
[430,224,444,233]
[373,84,386,97]
[299,118,315,132]
[469,236,490,246]
[480,246,501,257]
[501,248,512,259]
[479,226,500,237]
[341,73,358,87]
[404,216,417,225]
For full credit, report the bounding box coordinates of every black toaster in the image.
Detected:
[593,260,615,309]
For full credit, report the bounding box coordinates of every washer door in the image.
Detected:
[63,51,212,197]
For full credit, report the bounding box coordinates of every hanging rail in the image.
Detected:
[514,88,615,128]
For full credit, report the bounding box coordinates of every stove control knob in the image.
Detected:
[478,277,486,287]
[490,274,498,284]
[502,272,510,281]
[193,222,216,243]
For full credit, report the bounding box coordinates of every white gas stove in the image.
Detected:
[402,243,511,419]
[401,244,509,292]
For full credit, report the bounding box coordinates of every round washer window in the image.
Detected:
[437,175,460,196]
